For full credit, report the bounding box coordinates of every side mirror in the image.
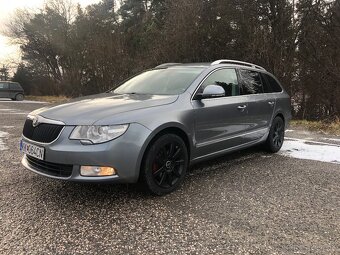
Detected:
[199,85,225,99]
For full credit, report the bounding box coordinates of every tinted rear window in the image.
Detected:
[260,73,272,93]
[262,74,283,93]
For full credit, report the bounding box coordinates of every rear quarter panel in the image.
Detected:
[273,92,292,128]
[9,85,24,98]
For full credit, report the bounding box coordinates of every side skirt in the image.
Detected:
[190,131,269,165]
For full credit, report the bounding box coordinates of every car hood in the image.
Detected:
[31,93,178,125]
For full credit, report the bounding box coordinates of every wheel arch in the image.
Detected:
[14,93,24,100]
[145,123,192,158]
[136,123,193,180]
[275,112,285,123]
[275,112,290,131]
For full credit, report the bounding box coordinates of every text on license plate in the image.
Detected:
[20,140,45,160]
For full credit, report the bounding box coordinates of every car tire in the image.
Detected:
[265,116,285,153]
[141,134,188,196]
[15,94,24,101]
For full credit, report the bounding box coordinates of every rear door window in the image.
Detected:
[239,70,263,95]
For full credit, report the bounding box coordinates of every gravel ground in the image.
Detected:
[0,100,339,255]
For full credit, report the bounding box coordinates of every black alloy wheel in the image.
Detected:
[265,116,285,153]
[142,134,188,195]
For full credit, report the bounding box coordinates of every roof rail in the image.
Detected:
[211,59,266,71]
[155,63,182,69]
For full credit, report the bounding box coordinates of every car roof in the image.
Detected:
[0,81,19,83]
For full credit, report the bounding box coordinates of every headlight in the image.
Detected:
[69,125,129,144]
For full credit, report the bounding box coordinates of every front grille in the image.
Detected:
[23,119,64,143]
[26,155,73,178]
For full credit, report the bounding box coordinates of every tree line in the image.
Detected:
[3,0,340,120]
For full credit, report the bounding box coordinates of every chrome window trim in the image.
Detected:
[190,67,285,102]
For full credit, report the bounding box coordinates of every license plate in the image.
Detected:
[20,140,45,160]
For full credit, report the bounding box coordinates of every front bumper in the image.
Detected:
[21,123,152,183]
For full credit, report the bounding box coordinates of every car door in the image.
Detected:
[9,82,23,98]
[0,82,9,98]
[238,69,275,140]
[192,68,252,159]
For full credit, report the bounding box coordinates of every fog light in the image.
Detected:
[80,166,116,176]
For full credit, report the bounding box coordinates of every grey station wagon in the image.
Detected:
[21,60,292,195]
[0,81,24,101]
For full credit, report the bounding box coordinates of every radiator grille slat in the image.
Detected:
[23,119,64,143]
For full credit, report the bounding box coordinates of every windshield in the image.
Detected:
[114,67,204,95]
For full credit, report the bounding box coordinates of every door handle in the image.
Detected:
[237,105,247,110]
[268,101,275,106]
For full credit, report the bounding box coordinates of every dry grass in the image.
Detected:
[25,95,69,104]
[291,119,340,136]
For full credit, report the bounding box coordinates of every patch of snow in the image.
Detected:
[0,130,9,151]
[285,129,294,132]
[0,99,47,104]
[285,137,340,147]
[0,108,30,115]
[280,138,340,165]
[323,138,340,143]
[3,112,30,115]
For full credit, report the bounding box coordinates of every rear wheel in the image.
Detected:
[265,116,285,153]
[141,134,188,195]
[15,94,24,101]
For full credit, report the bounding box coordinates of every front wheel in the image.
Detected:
[141,134,188,196]
[265,116,285,153]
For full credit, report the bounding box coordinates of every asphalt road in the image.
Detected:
[0,100,339,255]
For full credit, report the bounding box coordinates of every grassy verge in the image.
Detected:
[290,119,340,136]
[25,95,69,103]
